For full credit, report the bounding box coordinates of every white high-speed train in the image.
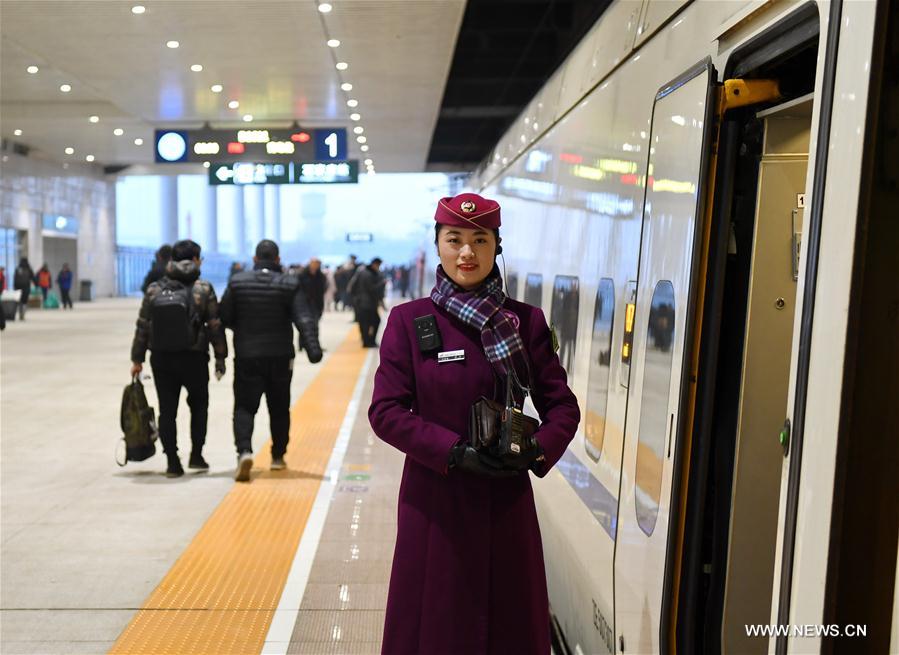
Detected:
[460,1,897,653]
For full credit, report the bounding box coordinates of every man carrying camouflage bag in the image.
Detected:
[129,239,228,478]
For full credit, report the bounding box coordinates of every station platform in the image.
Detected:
[1,299,403,655]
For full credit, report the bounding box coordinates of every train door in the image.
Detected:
[613,61,715,654]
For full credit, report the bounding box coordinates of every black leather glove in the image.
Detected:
[449,445,519,478]
[214,358,226,380]
[299,333,323,364]
[527,444,546,473]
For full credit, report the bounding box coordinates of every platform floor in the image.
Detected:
[1,299,403,655]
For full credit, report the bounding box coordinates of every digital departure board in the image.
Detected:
[209,161,359,185]
[156,127,347,164]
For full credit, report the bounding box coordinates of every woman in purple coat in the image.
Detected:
[368,193,581,655]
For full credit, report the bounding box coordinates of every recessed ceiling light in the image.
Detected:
[166,40,180,49]
[211,84,223,93]
[327,39,340,47]
[318,3,333,13]
[364,158,372,166]
[131,5,146,14]
[356,136,366,143]
[346,99,358,108]
[203,161,210,168]
[134,138,144,146]
[60,84,72,93]
[85,155,95,162]
[350,113,361,121]
[26,65,39,74]
[228,100,240,109]
[242,114,253,122]
[65,147,74,155]
[13,129,23,136]
[190,64,203,72]
[341,82,353,91]
[360,144,369,152]
[353,126,364,134]
[89,115,99,123]
[336,62,348,71]
[114,128,124,136]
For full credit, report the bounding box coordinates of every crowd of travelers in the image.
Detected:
[0,258,75,330]
[129,238,393,479]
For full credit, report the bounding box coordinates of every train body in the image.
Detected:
[459,0,896,652]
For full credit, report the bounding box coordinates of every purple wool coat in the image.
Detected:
[368,296,581,655]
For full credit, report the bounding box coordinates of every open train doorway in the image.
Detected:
[671,10,820,654]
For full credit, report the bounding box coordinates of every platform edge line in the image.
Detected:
[260,349,375,654]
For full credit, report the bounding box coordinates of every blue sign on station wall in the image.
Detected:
[314,129,347,160]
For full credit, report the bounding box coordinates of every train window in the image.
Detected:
[524,273,543,307]
[635,280,676,536]
[550,276,580,374]
[585,278,615,461]
[505,272,519,301]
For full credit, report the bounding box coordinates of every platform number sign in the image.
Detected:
[315,129,347,160]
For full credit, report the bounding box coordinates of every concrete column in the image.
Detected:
[251,186,265,247]
[160,176,178,245]
[206,184,219,254]
[264,185,281,243]
[233,186,246,257]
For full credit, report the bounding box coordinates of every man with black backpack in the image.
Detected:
[129,239,228,478]
[220,239,323,482]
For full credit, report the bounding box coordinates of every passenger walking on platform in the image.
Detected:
[129,240,228,478]
[300,257,327,320]
[219,239,323,482]
[141,245,172,293]
[0,265,6,292]
[369,193,580,655]
[36,264,51,304]
[57,263,74,309]
[348,257,385,348]
[13,257,34,321]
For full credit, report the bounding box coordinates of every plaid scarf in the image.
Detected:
[431,265,531,397]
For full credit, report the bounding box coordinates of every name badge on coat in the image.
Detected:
[438,349,465,363]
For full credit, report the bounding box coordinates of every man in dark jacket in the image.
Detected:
[141,244,172,293]
[299,257,326,320]
[13,258,34,321]
[130,240,228,478]
[220,239,323,482]
[348,257,385,348]
[57,263,74,309]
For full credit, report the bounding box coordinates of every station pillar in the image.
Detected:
[206,184,219,254]
[233,186,246,258]
[160,176,178,245]
[265,185,281,243]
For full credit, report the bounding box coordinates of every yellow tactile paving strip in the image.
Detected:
[110,328,366,655]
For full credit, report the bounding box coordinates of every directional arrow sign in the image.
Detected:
[214,165,233,182]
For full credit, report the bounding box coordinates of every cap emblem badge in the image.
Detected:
[460,200,477,213]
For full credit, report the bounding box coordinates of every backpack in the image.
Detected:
[13,267,31,290]
[117,378,158,465]
[150,280,198,352]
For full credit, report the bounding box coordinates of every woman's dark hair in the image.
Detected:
[434,224,501,248]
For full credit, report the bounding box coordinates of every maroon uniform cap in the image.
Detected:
[434,193,501,229]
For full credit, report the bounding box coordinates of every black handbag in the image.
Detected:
[468,369,540,470]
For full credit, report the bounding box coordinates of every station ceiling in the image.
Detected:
[0,0,610,174]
